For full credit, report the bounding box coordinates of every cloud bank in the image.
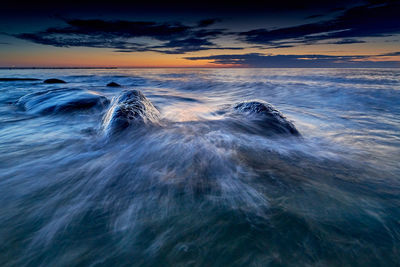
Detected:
[239,1,400,48]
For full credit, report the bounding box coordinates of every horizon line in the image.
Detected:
[1,66,400,69]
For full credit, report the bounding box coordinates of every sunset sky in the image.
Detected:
[1,0,399,67]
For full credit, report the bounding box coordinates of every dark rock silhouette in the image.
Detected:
[103,89,160,133]
[17,88,109,114]
[107,82,121,87]
[233,100,300,135]
[0,78,40,81]
[44,78,66,84]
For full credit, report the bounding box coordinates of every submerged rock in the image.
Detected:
[233,100,300,135]
[44,78,66,84]
[0,78,40,81]
[17,88,109,114]
[103,89,160,133]
[107,82,121,87]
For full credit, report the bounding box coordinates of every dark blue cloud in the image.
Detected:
[55,19,190,41]
[305,14,324,19]
[197,19,220,27]
[15,19,190,44]
[13,18,236,54]
[146,37,242,54]
[330,38,366,44]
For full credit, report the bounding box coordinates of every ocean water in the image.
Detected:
[0,68,399,266]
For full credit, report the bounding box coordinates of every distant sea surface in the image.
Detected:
[1,68,400,266]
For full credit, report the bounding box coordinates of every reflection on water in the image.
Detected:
[0,68,400,266]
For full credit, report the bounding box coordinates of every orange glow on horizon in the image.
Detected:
[0,43,246,68]
[1,39,399,68]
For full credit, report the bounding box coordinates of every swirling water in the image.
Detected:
[0,68,399,266]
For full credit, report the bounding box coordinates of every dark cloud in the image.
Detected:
[185,53,400,67]
[143,38,215,53]
[239,1,400,47]
[193,29,226,38]
[16,32,146,51]
[380,51,400,56]
[54,19,190,41]
[330,38,366,44]
[127,37,242,54]
[197,19,220,27]
[13,18,237,54]
[305,14,324,19]
[16,19,190,44]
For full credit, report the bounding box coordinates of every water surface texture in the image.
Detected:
[1,68,400,266]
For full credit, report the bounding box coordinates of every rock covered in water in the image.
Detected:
[17,88,109,114]
[102,89,160,133]
[107,82,121,87]
[44,78,66,84]
[233,100,300,135]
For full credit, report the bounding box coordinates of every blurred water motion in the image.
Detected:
[0,68,399,266]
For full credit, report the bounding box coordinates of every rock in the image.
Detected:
[44,78,66,84]
[0,78,40,81]
[233,100,300,135]
[107,82,121,87]
[17,88,109,114]
[102,89,160,133]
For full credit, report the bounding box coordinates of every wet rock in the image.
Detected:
[0,78,40,81]
[17,88,109,114]
[103,89,160,133]
[44,78,66,84]
[107,82,121,87]
[233,100,300,135]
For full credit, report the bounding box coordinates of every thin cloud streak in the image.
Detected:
[185,52,400,67]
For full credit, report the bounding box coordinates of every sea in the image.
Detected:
[0,68,399,266]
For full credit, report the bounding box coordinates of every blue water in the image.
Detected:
[0,68,399,266]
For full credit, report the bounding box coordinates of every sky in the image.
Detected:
[0,0,399,68]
